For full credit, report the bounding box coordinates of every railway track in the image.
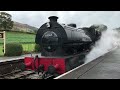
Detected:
[0,70,41,79]
[0,57,42,79]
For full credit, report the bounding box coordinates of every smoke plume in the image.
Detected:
[85,29,120,63]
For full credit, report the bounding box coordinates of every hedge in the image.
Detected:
[34,44,41,52]
[4,43,23,56]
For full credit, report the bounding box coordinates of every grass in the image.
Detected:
[0,31,36,56]
[0,31,35,44]
[0,45,3,56]
[22,44,35,52]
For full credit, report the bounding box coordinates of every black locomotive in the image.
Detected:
[24,16,102,79]
[35,16,101,56]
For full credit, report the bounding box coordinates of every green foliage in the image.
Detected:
[0,12,14,31]
[4,43,23,56]
[34,44,41,52]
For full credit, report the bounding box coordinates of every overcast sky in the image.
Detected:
[1,11,120,29]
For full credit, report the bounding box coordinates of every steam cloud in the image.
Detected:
[85,29,120,63]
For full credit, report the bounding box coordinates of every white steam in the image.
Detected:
[85,29,120,63]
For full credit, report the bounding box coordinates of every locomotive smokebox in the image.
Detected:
[48,16,58,22]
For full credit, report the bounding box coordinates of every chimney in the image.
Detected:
[48,16,58,22]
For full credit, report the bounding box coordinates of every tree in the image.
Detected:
[0,12,14,31]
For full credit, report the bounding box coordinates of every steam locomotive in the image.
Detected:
[23,16,101,79]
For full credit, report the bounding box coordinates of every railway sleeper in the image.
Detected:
[2,70,36,79]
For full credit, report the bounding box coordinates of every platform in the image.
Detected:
[55,48,120,79]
